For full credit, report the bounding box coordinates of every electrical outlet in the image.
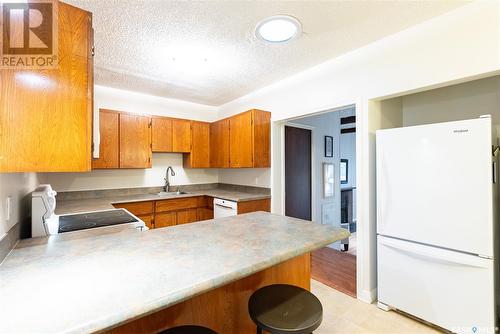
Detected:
[6,196,11,222]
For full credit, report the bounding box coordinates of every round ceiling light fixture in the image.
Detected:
[255,15,302,44]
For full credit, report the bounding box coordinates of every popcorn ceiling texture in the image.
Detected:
[65,0,467,106]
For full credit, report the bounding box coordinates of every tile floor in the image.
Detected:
[311,280,443,333]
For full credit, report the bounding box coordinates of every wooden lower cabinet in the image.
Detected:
[113,196,268,230]
[137,214,154,229]
[113,201,154,216]
[237,198,271,214]
[155,212,177,228]
[197,207,214,221]
[176,208,198,225]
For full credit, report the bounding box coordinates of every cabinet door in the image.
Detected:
[119,114,152,168]
[152,117,173,152]
[229,111,253,167]
[252,110,271,168]
[172,119,191,152]
[112,201,154,216]
[92,110,119,169]
[137,214,154,229]
[155,212,177,228]
[197,208,214,221]
[210,119,230,168]
[176,208,198,225]
[185,121,210,168]
[0,3,92,172]
[237,199,271,214]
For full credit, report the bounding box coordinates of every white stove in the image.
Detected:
[31,185,146,237]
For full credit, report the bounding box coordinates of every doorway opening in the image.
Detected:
[283,105,357,297]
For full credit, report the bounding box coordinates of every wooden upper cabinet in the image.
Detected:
[0,3,93,172]
[252,110,271,167]
[152,117,173,152]
[92,110,119,169]
[172,119,192,152]
[119,114,152,168]
[184,121,210,168]
[229,111,254,168]
[210,119,230,168]
[229,109,270,168]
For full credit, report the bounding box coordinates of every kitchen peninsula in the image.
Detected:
[0,212,349,334]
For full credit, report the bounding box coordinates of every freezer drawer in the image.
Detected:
[377,236,495,333]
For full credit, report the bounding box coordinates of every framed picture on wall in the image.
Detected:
[340,159,348,184]
[323,163,334,198]
[324,136,333,157]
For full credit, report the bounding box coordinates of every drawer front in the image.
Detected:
[155,212,177,228]
[113,201,154,216]
[237,198,270,214]
[155,196,203,213]
[137,214,154,229]
[176,208,198,225]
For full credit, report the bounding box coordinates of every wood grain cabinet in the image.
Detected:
[113,196,268,230]
[209,119,230,168]
[93,110,152,169]
[92,110,119,169]
[172,119,192,153]
[228,109,271,168]
[152,117,173,152]
[0,2,93,172]
[152,116,192,153]
[120,113,152,168]
[183,121,210,168]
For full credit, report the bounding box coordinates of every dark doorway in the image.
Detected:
[284,126,312,220]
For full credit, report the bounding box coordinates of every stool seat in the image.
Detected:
[159,325,217,334]
[248,284,323,334]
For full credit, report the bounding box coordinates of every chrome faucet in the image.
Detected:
[164,166,176,192]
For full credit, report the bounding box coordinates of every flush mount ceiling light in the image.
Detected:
[255,15,302,44]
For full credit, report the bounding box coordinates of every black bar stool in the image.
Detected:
[248,284,323,334]
[159,325,217,334]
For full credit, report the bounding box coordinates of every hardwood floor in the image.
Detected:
[311,247,357,297]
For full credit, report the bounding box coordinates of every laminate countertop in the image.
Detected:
[0,212,349,334]
[55,188,271,215]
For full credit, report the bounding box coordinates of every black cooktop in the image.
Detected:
[58,209,139,233]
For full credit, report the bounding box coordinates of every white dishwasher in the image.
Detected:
[213,198,238,218]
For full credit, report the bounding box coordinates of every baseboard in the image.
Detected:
[357,287,377,304]
[0,222,20,264]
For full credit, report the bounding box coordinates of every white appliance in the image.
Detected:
[32,185,146,237]
[213,198,238,218]
[376,116,497,334]
[32,184,59,237]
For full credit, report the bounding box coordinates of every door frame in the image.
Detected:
[281,122,316,222]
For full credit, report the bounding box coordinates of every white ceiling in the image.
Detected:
[66,0,469,106]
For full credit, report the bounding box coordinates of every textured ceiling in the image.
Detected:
[66,0,469,106]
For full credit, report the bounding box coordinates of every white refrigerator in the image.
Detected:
[376,116,497,333]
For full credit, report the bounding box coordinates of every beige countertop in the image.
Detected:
[0,212,349,333]
[55,186,271,215]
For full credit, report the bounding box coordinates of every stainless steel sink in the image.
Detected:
[154,191,189,197]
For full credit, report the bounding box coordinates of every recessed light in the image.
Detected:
[255,15,302,44]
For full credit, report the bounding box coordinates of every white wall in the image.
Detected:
[0,173,40,237]
[40,85,220,192]
[214,1,500,302]
[402,76,500,129]
[218,168,270,188]
[40,154,218,192]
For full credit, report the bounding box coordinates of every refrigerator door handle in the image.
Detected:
[379,237,491,269]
